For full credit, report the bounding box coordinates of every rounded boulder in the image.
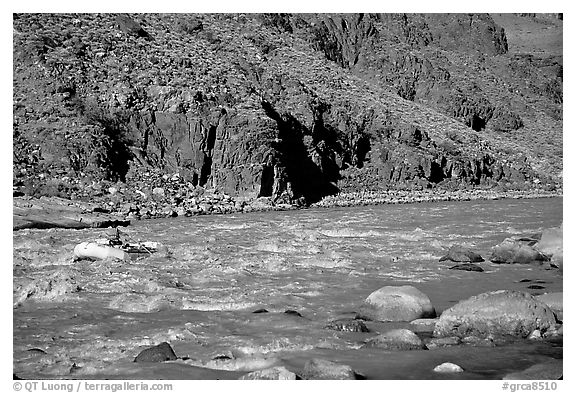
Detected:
[364,329,427,351]
[433,290,556,339]
[357,285,436,322]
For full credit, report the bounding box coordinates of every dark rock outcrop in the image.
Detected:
[134,342,177,363]
[440,245,484,263]
[12,13,562,208]
[357,285,436,322]
[433,290,557,339]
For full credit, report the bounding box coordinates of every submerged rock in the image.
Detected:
[284,310,303,317]
[503,359,563,380]
[433,290,556,339]
[324,318,369,332]
[364,329,427,351]
[301,358,360,380]
[357,285,436,322]
[134,342,177,362]
[449,263,484,272]
[426,336,461,349]
[240,366,299,380]
[490,238,549,264]
[433,362,464,373]
[440,245,484,263]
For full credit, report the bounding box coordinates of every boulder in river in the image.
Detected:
[433,362,464,373]
[439,245,484,263]
[433,290,557,339]
[134,342,177,362]
[240,366,299,380]
[301,358,361,380]
[364,328,427,351]
[357,285,436,322]
[490,238,549,264]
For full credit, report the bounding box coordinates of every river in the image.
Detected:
[13,197,563,379]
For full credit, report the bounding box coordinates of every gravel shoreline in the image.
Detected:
[13,188,562,230]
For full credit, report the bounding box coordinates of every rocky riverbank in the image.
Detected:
[13,186,562,230]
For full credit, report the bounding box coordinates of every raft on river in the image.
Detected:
[73,239,167,261]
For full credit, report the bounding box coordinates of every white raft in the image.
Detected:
[74,242,129,260]
[73,239,165,261]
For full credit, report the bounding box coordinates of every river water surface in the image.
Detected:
[13,197,563,379]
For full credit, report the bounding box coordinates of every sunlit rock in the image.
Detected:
[434,290,556,339]
[301,358,361,380]
[240,366,299,380]
[357,285,436,322]
[363,328,427,351]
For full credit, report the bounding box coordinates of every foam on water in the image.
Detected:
[13,197,563,379]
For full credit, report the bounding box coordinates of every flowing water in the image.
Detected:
[13,197,563,380]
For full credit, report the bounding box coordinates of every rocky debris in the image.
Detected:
[536,292,563,321]
[502,359,563,380]
[433,362,464,373]
[324,318,370,332]
[426,336,462,349]
[433,290,557,339]
[363,329,427,351]
[357,285,436,322]
[13,196,129,230]
[490,237,550,264]
[449,263,484,272]
[439,245,484,263]
[134,342,177,363]
[239,366,299,380]
[115,14,151,40]
[300,358,361,380]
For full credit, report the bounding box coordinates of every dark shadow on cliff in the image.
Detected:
[76,99,133,182]
[261,100,339,203]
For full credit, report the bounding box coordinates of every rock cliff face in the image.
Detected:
[13,13,562,204]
